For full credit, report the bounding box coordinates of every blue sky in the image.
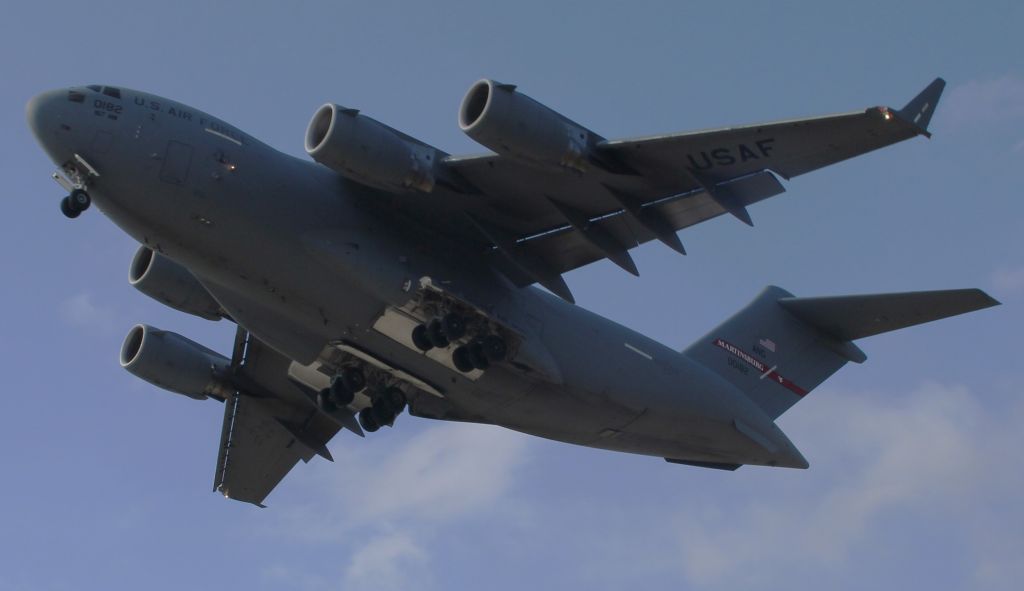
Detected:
[2,1,1022,589]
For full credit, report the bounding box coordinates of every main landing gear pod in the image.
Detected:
[411,310,509,373]
[313,363,410,434]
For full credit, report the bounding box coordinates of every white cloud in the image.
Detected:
[940,75,1024,131]
[265,423,529,590]
[343,531,428,591]
[259,564,331,591]
[353,422,530,523]
[674,383,1024,589]
[269,422,530,566]
[991,266,1024,298]
[266,383,1021,590]
[59,292,114,332]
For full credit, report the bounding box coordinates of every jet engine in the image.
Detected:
[129,246,222,321]
[120,324,230,400]
[305,104,439,193]
[459,79,594,173]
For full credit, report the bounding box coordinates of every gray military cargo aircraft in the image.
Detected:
[27,78,997,506]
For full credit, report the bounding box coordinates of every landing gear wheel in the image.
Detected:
[452,345,475,373]
[383,386,407,413]
[467,341,490,371]
[317,389,337,413]
[359,407,380,433]
[441,312,467,341]
[60,197,80,219]
[329,380,354,407]
[426,318,450,349]
[69,189,91,212]
[340,367,366,393]
[411,324,433,351]
[481,335,508,362]
[371,401,395,426]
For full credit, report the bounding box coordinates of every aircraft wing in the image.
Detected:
[400,79,944,303]
[213,328,341,507]
[598,78,945,183]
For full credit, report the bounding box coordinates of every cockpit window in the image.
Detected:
[67,90,85,103]
[87,85,101,92]
[102,87,121,99]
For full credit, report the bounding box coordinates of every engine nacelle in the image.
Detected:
[305,103,438,193]
[120,324,230,400]
[459,79,594,173]
[129,246,222,321]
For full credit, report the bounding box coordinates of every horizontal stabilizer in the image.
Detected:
[778,288,999,342]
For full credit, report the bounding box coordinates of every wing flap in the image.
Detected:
[214,393,317,507]
[657,170,786,230]
[513,170,786,277]
[212,328,342,507]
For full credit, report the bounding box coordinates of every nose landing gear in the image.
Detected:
[60,189,91,219]
[52,155,100,220]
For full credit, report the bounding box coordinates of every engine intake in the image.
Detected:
[129,246,222,321]
[305,104,438,193]
[120,324,230,400]
[459,79,594,172]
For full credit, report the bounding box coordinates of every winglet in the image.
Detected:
[896,77,945,138]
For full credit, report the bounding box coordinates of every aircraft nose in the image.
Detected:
[26,89,64,140]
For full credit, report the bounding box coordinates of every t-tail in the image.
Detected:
[684,285,998,421]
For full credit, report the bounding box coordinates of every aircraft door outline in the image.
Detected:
[159,140,193,186]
